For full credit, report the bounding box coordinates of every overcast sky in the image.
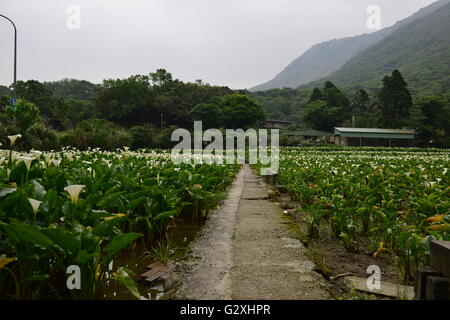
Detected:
[0,0,439,89]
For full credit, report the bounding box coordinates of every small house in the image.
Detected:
[334,127,416,147]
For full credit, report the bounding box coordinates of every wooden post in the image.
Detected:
[430,241,450,278]
[426,276,449,300]
[264,169,277,185]
[414,241,450,300]
[415,267,442,299]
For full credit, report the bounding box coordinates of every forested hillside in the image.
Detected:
[302,1,450,97]
[250,0,450,92]
[249,31,389,91]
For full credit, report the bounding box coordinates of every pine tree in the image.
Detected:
[350,89,370,127]
[378,69,412,128]
[308,88,323,103]
[323,81,350,119]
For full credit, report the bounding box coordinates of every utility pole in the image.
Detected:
[0,14,17,103]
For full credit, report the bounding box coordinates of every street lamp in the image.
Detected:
[0,13,17,103]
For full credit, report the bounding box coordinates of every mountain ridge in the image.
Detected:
[250,0,450,92]
[300,1,450,97]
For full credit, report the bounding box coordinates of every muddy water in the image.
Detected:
[102,219,202,300]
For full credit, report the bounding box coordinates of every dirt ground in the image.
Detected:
[288,209,400,279]
[278,198,402,299]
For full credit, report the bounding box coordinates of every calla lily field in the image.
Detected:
[272,148,449,283]
[1,132,449,299]
[0,136,239,299]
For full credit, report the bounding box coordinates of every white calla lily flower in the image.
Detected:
[51,159,61,167]
[17,157,34,171]
[28,198,42,214]
[43,153,52,164]
[8,134,22,146]
[64,185,85,204]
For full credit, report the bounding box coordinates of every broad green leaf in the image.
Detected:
[9,162,27,184]
[155,210,176,220]
[41,228,80,254]
[75,249,93,265]
[112,268,141,299]
[126,196,146,211]
[97,191,124,208]
[105,233,142,253]
[2,221,54,247]
[92,221,116,237]
[31,180,47,201]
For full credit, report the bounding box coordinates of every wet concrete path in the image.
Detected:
[173,165,330,300]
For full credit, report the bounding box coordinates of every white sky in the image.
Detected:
[0,0,439,89]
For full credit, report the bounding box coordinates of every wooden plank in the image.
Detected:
[345,276,415,299]
[414,267,442,300]
[429,240,450,278]
[425,276,449,300]
[140,261,175,283]
[140,265,165,279]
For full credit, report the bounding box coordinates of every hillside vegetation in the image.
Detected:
[303,2,450,97]
[251,0,450,92]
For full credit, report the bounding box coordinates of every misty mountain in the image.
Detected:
[301,1,450,97]
[250,0,450,92]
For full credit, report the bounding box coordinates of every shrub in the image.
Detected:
[18,123,60,151]
[129,124,155,149]
[3,98,40,132]
[60,119,132,150]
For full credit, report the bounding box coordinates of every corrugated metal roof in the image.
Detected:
[281,129,327,136]
[334,127,415,134]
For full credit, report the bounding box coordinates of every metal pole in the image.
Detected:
[0,14,17,100]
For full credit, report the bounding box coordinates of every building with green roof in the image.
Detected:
[334,127,416,147]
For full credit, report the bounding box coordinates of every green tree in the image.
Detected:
[412,95,450,147]
[94,75,153,126]
[308,88,323,103]
[0,85,10,96]
[378,69,413,128]
[150,69,173,87]
[44,79,98,100]
[323,81,350,115]
[129,124,156,149]
[350,89,370,127]
[301,100,344,132]
[14,80,71,129]
[14,80,53,113]
[221,94,266,129]
[4,98,40,132]
[191,103,224,129]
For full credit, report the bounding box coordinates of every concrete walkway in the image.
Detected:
[173,165,330,300]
